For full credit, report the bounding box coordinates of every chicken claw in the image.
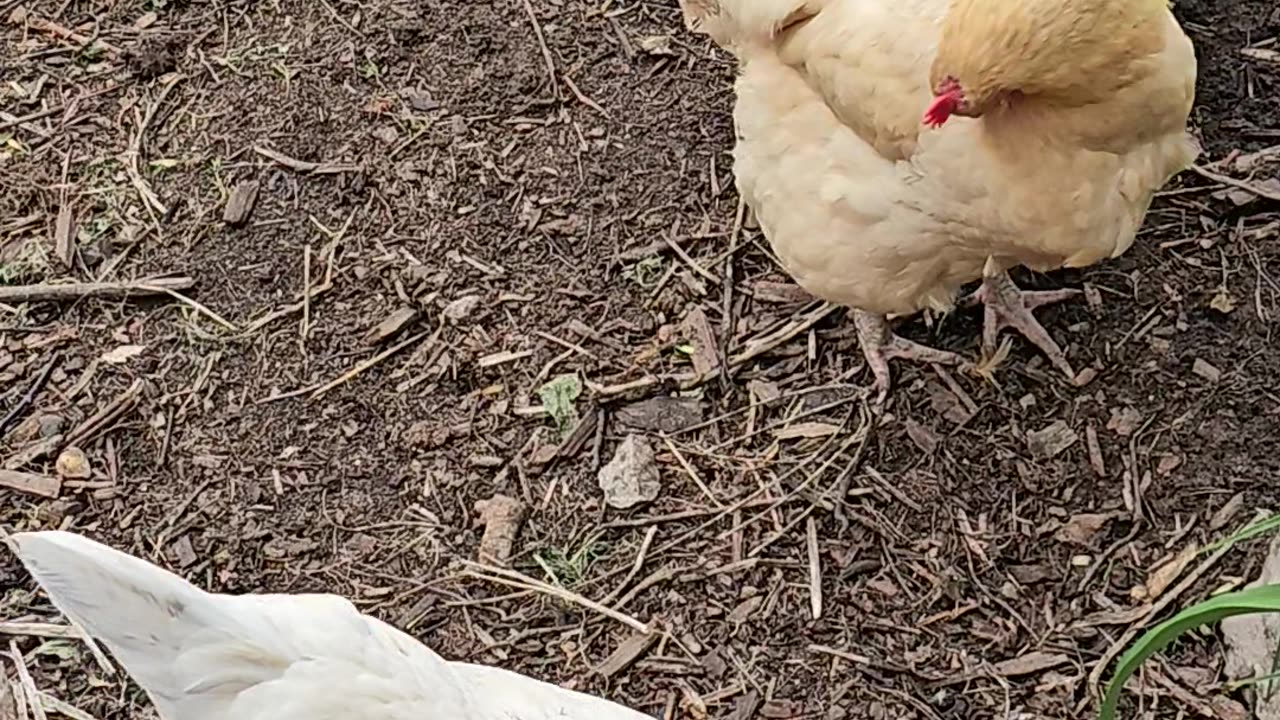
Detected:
[968,271,1081,379]
[853,310,966,403]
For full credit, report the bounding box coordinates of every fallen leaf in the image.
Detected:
[727,595,763,624]
[1054,513,1114,546]
[1142,544,1198,601]
[1157,454,1183,476]
[680,307,719,377]
[1211,493,1246,531]
[1209,290,1237,314]
[638,35,674,55]
[903,419,939,454]
[616,397,703,434]
[473,494,528,566]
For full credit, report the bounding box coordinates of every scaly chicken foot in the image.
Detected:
[853,310,966,402]
[966,271,1081,379]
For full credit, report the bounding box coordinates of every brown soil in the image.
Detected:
[1,1,1278,719]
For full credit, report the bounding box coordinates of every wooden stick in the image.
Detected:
[0,353,58,439]
[8,639,48,720]
[806,517,823,620]
[65,379,143,448]
[0,277,194,304]
[1190,164,1280,203]
[309,329,434,400]
[463,560,650,633]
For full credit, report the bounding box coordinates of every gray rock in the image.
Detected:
[598,434,660,509]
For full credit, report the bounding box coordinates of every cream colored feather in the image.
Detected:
[7,531,653,720]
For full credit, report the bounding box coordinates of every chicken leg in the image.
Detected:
[968,270,1081,379]
[853,310,966,402]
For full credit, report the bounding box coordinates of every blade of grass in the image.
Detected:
[1202,513,1280,555]
[1100,584,1280,720]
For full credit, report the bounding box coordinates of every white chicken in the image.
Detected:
[681,0,1198,396]
[5,531,653,720]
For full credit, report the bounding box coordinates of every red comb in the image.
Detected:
[923,89,962,128]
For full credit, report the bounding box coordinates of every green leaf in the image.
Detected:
[538,374,582,438]
[31,639,80,661]
[1100,583,1280,720]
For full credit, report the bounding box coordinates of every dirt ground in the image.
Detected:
[1,0,1278,718]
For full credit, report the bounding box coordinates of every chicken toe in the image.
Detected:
[974,271,1081,379]
[853,310,966,402]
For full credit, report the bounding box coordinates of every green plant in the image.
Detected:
[1100,584,1280,719]
[538,374,581,439]
[623,257,664,287]
[1100,512,1280,719]
[533,534,602,587]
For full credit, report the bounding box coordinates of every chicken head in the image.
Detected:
[926,0,1170,125]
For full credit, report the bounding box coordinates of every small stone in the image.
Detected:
[55,446,91,479]
[1192,358,1222,383]
[597,434,661,509]
[1106,407,1143,437]
[37,414,65,438]
[638,35,674,55]
[402,88,439,111]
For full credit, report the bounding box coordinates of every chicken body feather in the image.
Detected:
[7,531,653,720]
[718,0,1197,317]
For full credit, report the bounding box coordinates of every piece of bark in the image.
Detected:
[223,181,260,226]
[681,307,719,376]
[0,469,62,498]
[363,307,419,345]
[595,631,658,678]
[54,204,75,266]
[474,495,528,565]
[615,397,702,434]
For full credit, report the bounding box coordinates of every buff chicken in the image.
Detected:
[680,0,1198,398]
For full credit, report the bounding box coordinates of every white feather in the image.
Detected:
[8,531,653,720]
